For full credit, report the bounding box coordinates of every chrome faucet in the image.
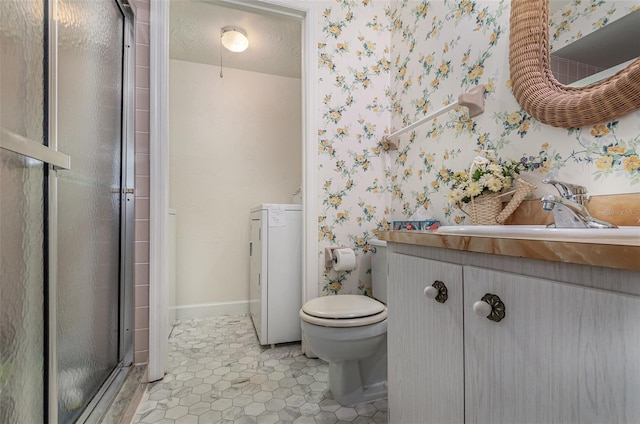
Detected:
[542,179,590,205]
[541,179,617,228]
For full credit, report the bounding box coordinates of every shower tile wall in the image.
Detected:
[132,0,151,365]
[550,55,603,86]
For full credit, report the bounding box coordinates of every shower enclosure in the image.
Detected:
[0,0,135,422]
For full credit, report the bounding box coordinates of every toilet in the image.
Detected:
[299,239,388,406]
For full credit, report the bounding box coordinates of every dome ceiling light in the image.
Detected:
[221,26,249,53]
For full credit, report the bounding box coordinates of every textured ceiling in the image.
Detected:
[169,0,302,79]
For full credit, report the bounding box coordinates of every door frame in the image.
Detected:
[148,0,318,381]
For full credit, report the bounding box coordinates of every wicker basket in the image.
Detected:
[458,192,511,225]
[457,178,537,225]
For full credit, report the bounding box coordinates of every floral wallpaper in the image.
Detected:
[317,0,392,296]
[315,0,640,297]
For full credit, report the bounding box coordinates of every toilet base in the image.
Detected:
[301,332,318,359]
[299,313,388,407]
[326,335,387,406]
[328,360,387,406]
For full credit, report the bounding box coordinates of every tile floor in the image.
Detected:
[131,315,388,424]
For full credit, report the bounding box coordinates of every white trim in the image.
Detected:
[147,0,318,378]
[298,1,320,303]
[148,0,169,382]
[172,301,250,320]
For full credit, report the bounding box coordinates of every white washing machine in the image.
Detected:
[249,204,302,345]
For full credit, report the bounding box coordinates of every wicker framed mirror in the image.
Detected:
[509,0,640,128]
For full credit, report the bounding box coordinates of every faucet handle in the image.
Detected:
[542,179,589,205]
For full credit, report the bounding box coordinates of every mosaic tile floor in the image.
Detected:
[131,315,388,424]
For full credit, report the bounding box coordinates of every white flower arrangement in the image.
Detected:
[447,155,521,205]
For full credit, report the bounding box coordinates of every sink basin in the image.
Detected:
[436,225,640,246]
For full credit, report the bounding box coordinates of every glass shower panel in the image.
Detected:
[56,0,124,422]
[0,1,46,423]
[0,154,45,423]
[0,153,45,424]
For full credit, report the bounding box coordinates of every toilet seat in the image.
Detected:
[300,295,387,328]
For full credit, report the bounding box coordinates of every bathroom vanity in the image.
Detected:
[378,230,640,424]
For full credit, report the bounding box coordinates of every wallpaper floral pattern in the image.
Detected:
[315,0,640,297]
[317,0,392,296]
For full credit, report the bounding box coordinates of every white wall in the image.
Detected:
[169,59,301,315]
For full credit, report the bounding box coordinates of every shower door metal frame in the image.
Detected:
[119,0,136,369]
[57,0,136,422]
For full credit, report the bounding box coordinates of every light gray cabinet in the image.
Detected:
[388,254,464,424]
[464,266,640,423]
[388,252,640,424]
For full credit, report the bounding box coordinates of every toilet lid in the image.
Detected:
[302,294,385,319]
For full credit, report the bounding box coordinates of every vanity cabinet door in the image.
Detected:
[464,266,640,424]
[388,253,464,424]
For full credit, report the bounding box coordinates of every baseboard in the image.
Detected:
[172,300,249,320]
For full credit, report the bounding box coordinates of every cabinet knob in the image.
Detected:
[473,293,505,322]
[423,280,448,303]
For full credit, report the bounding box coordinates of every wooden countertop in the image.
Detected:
[378,230,640,272]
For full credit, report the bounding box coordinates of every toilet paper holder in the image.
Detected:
[324,246,350,269]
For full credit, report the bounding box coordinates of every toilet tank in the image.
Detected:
[370,239,387,304]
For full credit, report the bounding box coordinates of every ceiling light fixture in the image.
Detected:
[221,26,249,53]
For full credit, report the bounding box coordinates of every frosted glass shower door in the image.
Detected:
[0,2,46,422]
[55,0,127,422]
[1,0,134,421]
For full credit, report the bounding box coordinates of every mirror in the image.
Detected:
[550,8,640,87]
[509,0,640,128]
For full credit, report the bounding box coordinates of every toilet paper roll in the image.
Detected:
[332,248,357,271]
